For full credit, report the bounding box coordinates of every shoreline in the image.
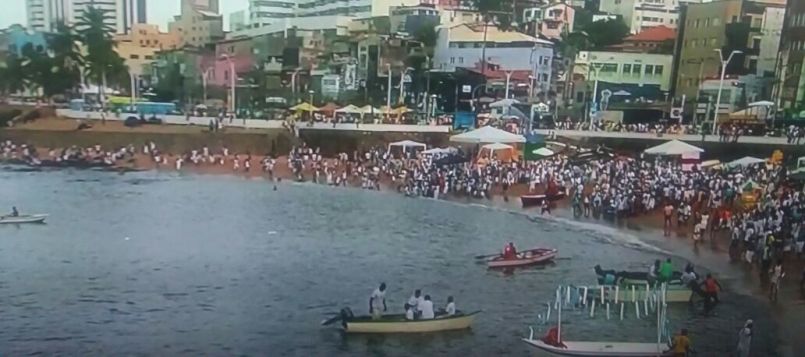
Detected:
[3,144,803,356]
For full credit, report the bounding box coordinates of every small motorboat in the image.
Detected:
[322,308,479,334]
[521,188,567,207]
[594,265,683,286]
[487,248,558,268]
[0,214,48,224]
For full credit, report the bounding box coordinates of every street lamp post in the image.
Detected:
[712,49,742,136]
[219,54,236,114]
[386,63,392,111]
[504,71,514,99]
[129,72,137,110]
[201,67,213,103]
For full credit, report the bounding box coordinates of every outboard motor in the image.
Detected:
[339,308,354,329]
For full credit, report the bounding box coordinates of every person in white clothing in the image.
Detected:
[444,296,456,316]
[404,303,415,320]
[418,295,435,319]
[407,289,423,317]
[736,319,753,357]
[369,283,387,319]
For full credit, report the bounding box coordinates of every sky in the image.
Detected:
[0,0,249,31]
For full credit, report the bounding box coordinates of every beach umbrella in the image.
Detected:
[335,104,362,114]
[290,102,319,112]
[450,126,526,144]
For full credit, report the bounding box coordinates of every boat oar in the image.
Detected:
[320,314,342,326]
[474,253,501,260]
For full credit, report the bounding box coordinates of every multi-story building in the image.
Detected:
[674,0,786,99]
[778,0,805,110]
[1,24,49,55]
[390,4,440,35]
[574,50,674,102]
[523,2,575,40]
[26,0,146,34]
[249,0,294,28]
[230,10,249,31]
[599,0,700,34]
[433,23,554,92]
[168,0,224,48]
[296,0,422,18]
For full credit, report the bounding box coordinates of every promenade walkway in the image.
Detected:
[533,129,799,147]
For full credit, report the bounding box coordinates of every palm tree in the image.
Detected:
[0,55,26,95]
[75,6,125,106]
[49,22,83,93]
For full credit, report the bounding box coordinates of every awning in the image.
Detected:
[450,126,526,144]
[727,156,765,168]
[643,139,704,156]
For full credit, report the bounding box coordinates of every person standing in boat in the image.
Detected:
[10,206,19,217]
[419,295,435,319]
[502,242,518,260]
[369,283,387,320]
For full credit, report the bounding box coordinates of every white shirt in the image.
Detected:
[370,288,385,310]
[445,302,456,316]
[419,300,435,319]
[405,307,414,320]
[408,295,423,310]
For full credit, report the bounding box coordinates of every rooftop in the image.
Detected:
[446,23,552,45]
[625,26,676,42]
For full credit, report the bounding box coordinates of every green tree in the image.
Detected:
[584,19,630,50]
[75,6,127,105]
[48,22,83,94]
[0,55,26,95]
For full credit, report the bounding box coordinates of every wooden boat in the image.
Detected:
[578,284,692,303]
[594,265,683,286]
[523,284,672,356]
[324,309,479,334]
[522,339,671,356]
[487,248,558,268]
[520,188,567,207]
[0,214,48,224]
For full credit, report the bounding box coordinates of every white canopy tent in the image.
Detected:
[388,140,426,153]
[422,147,456,155]
[450,126,526,144]
[643,140,704,156]
[359,105,382,115]
[489,98,521,108]
[335,104,362,114]
[531,147,554,157]
[727,156,765,168]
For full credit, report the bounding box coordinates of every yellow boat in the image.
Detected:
[323,309,480,334]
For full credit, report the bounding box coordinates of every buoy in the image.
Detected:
[546,303,552,322]
[620,302,624,320]
[590,300,596,318]
[566,286,571,305]
[606,302,610,320]
[614,286,619,303]
[644,298,649,316]
[631,285,636,302]
[635,301,640,319]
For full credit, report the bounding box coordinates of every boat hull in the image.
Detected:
[581,285,692,303]
[487,248,558,268]
[523,338,670,356]
[0,214,47,224]
[344,312,476,333]
[521,190,566,207]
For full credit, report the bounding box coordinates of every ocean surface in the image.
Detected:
[0,167,779,356]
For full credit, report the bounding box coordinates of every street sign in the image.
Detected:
[462,85,472,93]
[670,107,683,119]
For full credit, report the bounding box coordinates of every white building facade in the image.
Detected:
[26,0,146,34]
[249,0,295,27]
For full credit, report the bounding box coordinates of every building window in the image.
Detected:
[623,63,632,74]
[752,38,761,50]
[450,57,455,64]
[600,63,618,73]
[130,54,139,59]
[632,64,642,74]
[145,55,153,60]
[655,65,663,75]
[645,64,654,75]
[458,57,464,64]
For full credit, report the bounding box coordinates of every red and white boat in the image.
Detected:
[487,248,558,268]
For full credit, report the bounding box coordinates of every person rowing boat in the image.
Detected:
[502,242,518,260]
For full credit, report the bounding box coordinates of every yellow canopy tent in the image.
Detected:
[290,102,319,112]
